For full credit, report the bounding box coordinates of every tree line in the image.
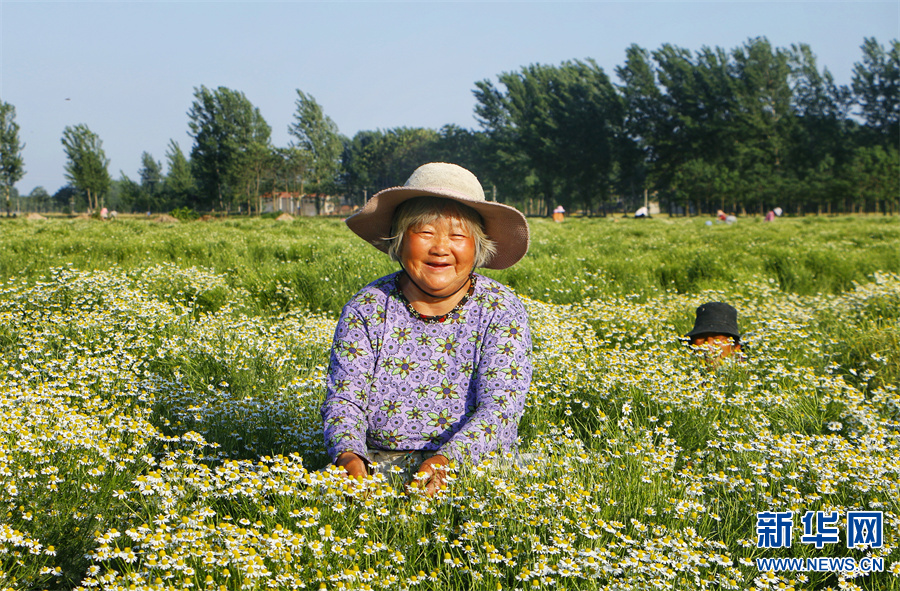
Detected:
[3,36,898,217]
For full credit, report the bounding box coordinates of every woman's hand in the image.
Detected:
[409,454,450,496]
[335,451,368,481]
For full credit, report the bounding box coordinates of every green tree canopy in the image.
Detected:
[139,152,162,192]
[475,59,623,214]
[24,186,51,213]
[341,127,440,204]
[114,173,145,213]
[788,43,855,176]
[61,123,111,213]
[852,37,900,147]
[848,145,899,213]
[0,101,25,216]
[187,85,271,211]
[163,140,197,210]
[610,37,865,215]
[270,146,309,195]
[289,90,343,214]
[137,152,164,211]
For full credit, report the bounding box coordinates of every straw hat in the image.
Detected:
[345,162,529,269]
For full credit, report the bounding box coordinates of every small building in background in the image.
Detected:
[259,192,338,216]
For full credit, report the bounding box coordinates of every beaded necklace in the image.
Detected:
[395,273,476,323]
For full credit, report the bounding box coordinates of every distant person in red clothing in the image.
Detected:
[553,205,565,222]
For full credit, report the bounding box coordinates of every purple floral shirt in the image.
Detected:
[322,271,532,465]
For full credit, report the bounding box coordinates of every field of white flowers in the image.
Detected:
[0,218,897,591]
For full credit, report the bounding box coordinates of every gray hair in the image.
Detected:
[384,197,497,268]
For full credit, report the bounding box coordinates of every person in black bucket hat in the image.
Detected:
[685,302,742,362]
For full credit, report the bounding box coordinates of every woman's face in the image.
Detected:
[400,215,476,298]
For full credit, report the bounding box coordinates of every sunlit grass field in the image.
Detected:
[0,215,897,590]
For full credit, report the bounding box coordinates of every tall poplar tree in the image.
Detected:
[0,101,25,217]
[852,37,900,148]
[139,152,163,210]
[61,123,110,213]
[788,43,854,171]
[616,45,663,203]
[187,86,271,212]
[289,90,343,214]
[163,140,197,208]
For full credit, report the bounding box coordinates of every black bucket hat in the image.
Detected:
[686,302,740,342]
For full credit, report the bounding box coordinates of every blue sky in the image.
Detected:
[2,1,897,195]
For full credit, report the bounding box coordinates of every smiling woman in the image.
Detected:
[321,163,533,495]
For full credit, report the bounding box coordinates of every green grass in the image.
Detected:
[2,215,897,315]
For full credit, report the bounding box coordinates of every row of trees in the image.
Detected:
[4,36,898,216]
[471,37,898,215]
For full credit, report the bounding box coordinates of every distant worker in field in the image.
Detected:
[553,205,565,222]
[685,301,743,364]
[322,162,533,496]
[716,209,737,224]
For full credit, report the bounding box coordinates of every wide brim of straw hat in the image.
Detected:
[345,163,530,270]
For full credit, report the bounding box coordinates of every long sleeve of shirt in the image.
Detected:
[438,300,531,464]
[321,301,379,462]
